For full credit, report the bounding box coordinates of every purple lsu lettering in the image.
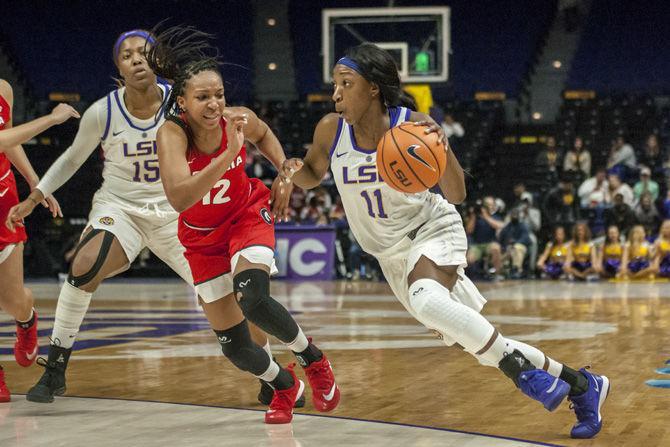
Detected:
[342,165,384,184]
[123,141,157,157]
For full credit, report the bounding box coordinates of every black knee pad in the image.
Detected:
[234,269,270,314]
[233,269,300,343]
[67,229,115,288]
[215,320,270,375]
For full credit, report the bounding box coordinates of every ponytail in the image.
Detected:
[145,24,221,118]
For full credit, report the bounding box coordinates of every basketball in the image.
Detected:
[376,122,447,193]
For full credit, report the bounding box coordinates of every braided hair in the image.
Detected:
[344,43,417,111]
[145,25,221,118]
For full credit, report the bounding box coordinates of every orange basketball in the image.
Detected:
[376,122,447,193]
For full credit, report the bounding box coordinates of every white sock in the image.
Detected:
[51,282,93,349]
[256,360,280,382]
[17,308,34,323]
[262,340,273,359]
[286,327,309,353]
[505,338,563,376]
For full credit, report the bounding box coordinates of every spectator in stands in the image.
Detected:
[440,114,464,139]
[564,222,597,280]
[245,146,276,185]
[542,177,579,230]
[536,136,562,174]
[604,193,636,236]
[633,166,659,203]
[513,195,541,272]
[563,136,591,181]
[286,186,307,223]
[634,192,660,237]
[577,167,609,209]
[300,196,326,225]
[306,186,333,212]
[639,134,664,181]
[606,136,637,181]
[499,209,532,279]
[511,182,532,210]
[537,226,569,279]
[346,232,365,280]
[328,196,346,225]
[607,173,634,206]
[465,196,504,278]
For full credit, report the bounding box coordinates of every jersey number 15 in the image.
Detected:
[132,159,160,183]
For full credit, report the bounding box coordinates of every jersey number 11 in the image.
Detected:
[361,189,388,218]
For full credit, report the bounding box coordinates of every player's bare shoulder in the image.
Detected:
[157,119,188,151]
[0,79,12,99]
[313,112,341,154]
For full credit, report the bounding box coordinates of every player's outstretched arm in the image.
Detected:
[409,111,466,204]
[0,80,79,150]
[290,113,339,190]
[234,106,297,220]
[157,112,248,212]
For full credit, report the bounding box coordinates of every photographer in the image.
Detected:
[499,209,532,279]
[515,196,542,273]
[466,196,504,279]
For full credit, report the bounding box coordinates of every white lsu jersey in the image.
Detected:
[330,106,455,259]
[97,83,170,206]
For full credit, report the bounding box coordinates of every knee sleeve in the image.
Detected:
[408,278,494,355]
[215,320,271,375]
[233,269,299,343]
[234,269,270,314]
[67,229,115,288]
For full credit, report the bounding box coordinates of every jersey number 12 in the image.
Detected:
[361,189,387,218]
[202,179,231,205]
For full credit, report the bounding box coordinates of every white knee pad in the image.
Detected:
[408,278,494,355]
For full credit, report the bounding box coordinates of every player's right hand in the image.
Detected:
[50,103,81,125]
[225,112,248,155]
[280,158,304,181]
[5,199,37,231]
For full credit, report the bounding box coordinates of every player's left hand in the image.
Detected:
[412,121,447,146]
[5,200,34,231]
[270,175,293,222]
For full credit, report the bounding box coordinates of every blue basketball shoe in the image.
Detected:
[568,368,610,439]
[518,369,570,411]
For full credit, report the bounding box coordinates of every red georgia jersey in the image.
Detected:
[0,94,11,173]
[179,116,251,230]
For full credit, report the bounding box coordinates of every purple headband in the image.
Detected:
[113,30,155,60]
[336,56,363,75]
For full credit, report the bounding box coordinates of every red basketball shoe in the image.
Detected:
[0,367,10,402]
[303,351,340,412]
[15,310,39,367]
[265,364,305,424]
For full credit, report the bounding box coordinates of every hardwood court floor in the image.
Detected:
[1,279,669,446]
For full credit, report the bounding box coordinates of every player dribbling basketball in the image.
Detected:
[288,43,609,439]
